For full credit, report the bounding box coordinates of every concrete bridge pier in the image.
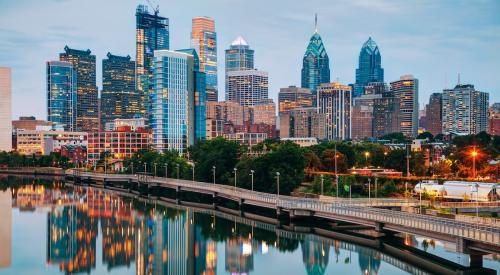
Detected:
[456,237,491,269]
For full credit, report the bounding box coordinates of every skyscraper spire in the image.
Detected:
[315,13,318,33]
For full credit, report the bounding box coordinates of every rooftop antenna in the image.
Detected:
[457,73,460,85]
[315,13,318,33]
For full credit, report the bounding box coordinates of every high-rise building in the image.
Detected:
[191,16,218,102]
[251,100,276,126]
[353,37,384,97]
[390,75,419,138]
[136,4,169,118]
[424,93,442,136]
[280,107,326,139]
[373,91,400,138]
[301,15,330,98]
[59,46,98,131]
[225,36,254,100]
[46,61,77,131]
[318,82,351,140]
[278,86,315,113]
[101,53,138,129]
[442,84,489,135]
[206,101,244,126]
[351,93,382,140]
[227,70,268,107]
[150,50,197,153]
[0,67,12,152]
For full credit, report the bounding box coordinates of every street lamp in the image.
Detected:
[250,170,255,191]
[165,163,168,179]
[154,162,157,177]
[144,162,147,175]
[320,174,324,195]
[131,162,134,175]
[368,178,371,204]
[471,149,478,179]
[364,151,370,167]
[192,163,195,182]
[233,168,238,187]
[276,172,280,200]
[176,164,180,179]
[212,166,216,185]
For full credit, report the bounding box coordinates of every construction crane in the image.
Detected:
[146,0,160,49]
[146,0,159,16]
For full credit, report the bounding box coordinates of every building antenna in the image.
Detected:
[444,72,447,89]
[457,73,460,85]
[315,13,318,33]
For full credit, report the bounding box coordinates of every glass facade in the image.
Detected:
[59,46,98,131]
[390,75,419,138]
[47,61,77,131]
[301,31,330,98]
[136,4,169,118]
[354,37,384,97]
[225,36,254,101]
[151,50,196,153]
[101,53,138,128]
[191,17,218,102]
[226,70,268,107]
[317,82,351,141]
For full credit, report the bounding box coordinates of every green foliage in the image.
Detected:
[380,132,409,143]
[417,131,434,141]
[311,175,333,194]
[123,149,190,179]
[380,180,397,196]
[0,151,71,168]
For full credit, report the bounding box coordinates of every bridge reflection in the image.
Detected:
[1,181,498,275]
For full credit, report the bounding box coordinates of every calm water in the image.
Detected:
[0,176,498,275]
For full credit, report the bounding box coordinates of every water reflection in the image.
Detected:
[0,180,498,275]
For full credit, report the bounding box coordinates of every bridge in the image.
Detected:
[66,170,500,269]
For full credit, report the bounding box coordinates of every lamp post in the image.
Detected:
[320,174,324,196]
[250,170,255,191]
[144,162,147,175]
[131,162,134,175]
[334,144,338,199]
[233,168,238,188]
[419,182,422,214]
[165,163,168,179]
[364,151,370,167]
[154,162,157,177]
[176,164,180,179]
[368,178,371,204]
[192,163,195,182]
[471,148,478,179]
[212,166,216,185]
[276,172,280,200]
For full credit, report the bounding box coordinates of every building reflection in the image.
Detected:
[356,247,381,275]
[0,189,12,268]
[300,240,330,275]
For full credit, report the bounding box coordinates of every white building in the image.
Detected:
[0,68,12,152]
[16,130,87,155]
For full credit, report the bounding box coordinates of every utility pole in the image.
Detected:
[406,144,410,178]
[335,144,339,198]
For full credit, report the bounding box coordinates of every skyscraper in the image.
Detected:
[424,93,443,136]
[101,53,138,128]
[301,15,330,98]
[278,86,315,113]
[280,107,326,139]
[191,16,218,102]
[373,91,400,138]
[442,84,489,135]
[351,93,382,140]
[150,50,199,153]
[390,75,419,138]
[136,4,169,117]
[225,36,255,101]
[227,70,268,107]
[318,82,351,140]
[353,37,384,97]
[46,61,77,131]
[59,46,98,132]
[0,68,12,152]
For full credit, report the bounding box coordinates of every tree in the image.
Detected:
[380,132,408,143]
[430,160,452,177]
[303,150,321,171]
[417,131,434,141]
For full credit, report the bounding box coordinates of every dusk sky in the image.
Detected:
[1,0,499,119]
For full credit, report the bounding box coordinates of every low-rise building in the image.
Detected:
[223,132,267,146]
[16,130,87,155]
[280,137,318,147]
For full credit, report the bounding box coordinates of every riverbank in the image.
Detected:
[0,167,65,176]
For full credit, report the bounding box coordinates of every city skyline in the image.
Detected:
[0,0,499,119]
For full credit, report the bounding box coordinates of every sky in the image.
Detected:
[0,0,499,120]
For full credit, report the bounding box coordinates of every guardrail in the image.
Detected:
[68,170,500,247]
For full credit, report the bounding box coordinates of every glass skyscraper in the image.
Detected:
[227,70,268,107]
[225,36,254,101]
[59,46,98,132]
[390,75,419,138]
[151,50,203,153]
[354,37,384,97]
[47,61,77,131]
[191,16,217,102]
[301,16,330,98]
[101,53,138,128]
[136,4,169,118]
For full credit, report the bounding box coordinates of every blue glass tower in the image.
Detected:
[191,17,218,102]
[47,61,77,131]
[225,36,254,101]
[354,37,384,97]
[301,15,330,98]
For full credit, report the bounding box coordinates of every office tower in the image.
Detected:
[353,37,384,97]
[136,4,169,117]
[301,15,330,97]
[206,101,244,125]
[46,61,77,131]
[318,82,351,140]
[227,70,268,106]
[278,86,315,113]
[252,100,276,126]
[150,50,198,153]
[59,46,98,131]
[101,53,138,128]
[178,48,207,140]
[191,16,218,102]
[390,75,419,138]
[0,68,12,152]
[373,91,400,138]
[351,93,382,140]
[225,36,255,100]
[442,84,489,135]
[280,107,326,139]
[424,93,442,136]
